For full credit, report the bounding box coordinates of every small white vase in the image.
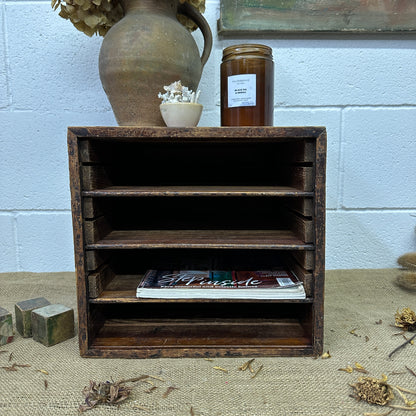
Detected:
[160,103,203,127]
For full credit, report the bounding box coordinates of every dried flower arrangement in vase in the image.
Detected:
[52,0,212,126]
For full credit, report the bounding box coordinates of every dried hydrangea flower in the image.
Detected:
[52,0,206,36]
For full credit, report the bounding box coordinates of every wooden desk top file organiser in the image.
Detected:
[68,127,326,358]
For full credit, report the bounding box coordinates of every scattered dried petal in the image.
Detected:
[354,362,369,374]
[1,363,31,372]
[364,410,393,416]
[213,366,228,373]
[44,379,48,390]
[132,404,148,410]
[162,386,178,398]
[1,365,18,372]
[239,359,255,371]
[250,364,263,379]
[393,385,416,395]
[406,366,416,378]
[339,366,354,373]
[37,369,49,375]
[321,351,331,359]
[388,405,416,411]
[145,386,157,394]
[147,375,165,382]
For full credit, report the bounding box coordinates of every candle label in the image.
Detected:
[227,74,256,108]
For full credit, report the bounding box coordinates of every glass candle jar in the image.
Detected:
[221,44,274,126]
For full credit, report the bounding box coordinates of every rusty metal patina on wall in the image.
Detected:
[218,0,416,34]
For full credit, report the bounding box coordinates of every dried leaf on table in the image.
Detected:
[79,377,145,412]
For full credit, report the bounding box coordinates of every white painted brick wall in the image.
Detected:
[0,0,415,271]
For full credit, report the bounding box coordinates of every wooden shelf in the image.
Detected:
[83,186,314,197]
[87,229,314,250]
[87,317,313,358]
[68,126,326,358]
[90,274,314,304]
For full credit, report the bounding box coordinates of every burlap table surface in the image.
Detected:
[0,269,415,416]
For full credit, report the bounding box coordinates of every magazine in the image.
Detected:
[136,269,305,299]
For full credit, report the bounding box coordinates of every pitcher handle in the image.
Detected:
[178,2,213,68]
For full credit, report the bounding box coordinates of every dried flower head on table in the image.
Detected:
[395,307,416,332]
[351,374,394,406]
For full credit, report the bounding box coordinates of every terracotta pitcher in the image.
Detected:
[99,0,212,126]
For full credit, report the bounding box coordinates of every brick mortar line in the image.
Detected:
[1,3,12,108]
[0,210,71,214]
[326,208,416,213]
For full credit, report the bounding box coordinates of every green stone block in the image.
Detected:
[15,297,50,337]
[32,304,75,347]
[0,307,14,345]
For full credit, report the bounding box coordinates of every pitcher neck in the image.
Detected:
[120,0,179,15]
